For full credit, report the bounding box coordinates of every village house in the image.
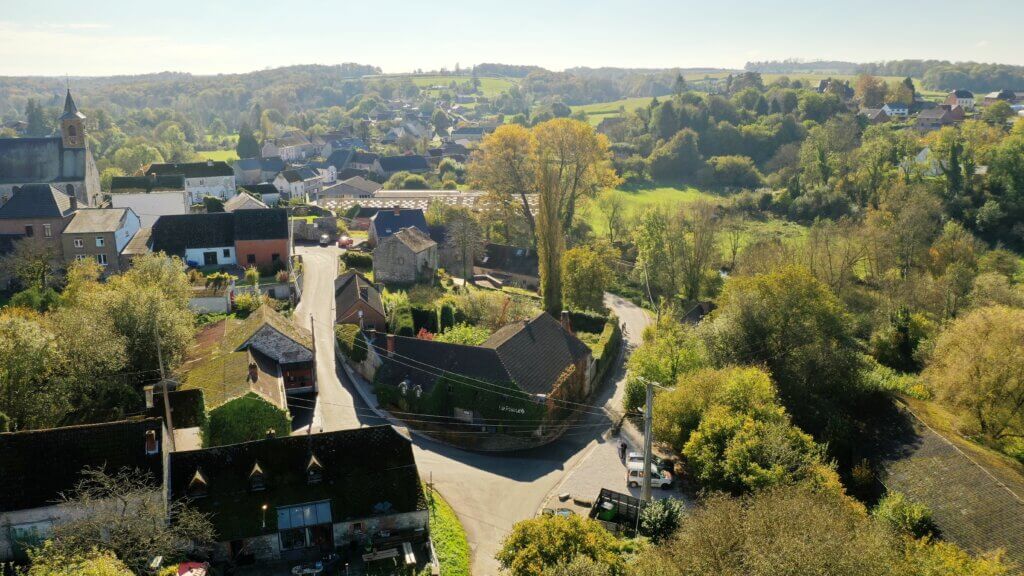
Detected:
[335,270,387,331]
[474,243,540,290]
[372,155,431,179]
[916,107,956,132]
[367,207,429,247]
[321,137,368,159]
[0,418,165,561]
[233,157,286,186]
[224,191,269,212]
[447,126,492,144]
[274,167,323,203]
[321,175,382,199]
[261,131,316,162]
[0,184,77,258]
[180,304,315,425]
[944,89,975,110]
[149,208,289,269]
[241,183,281,206]
[348,150,380,173]
[60,208,141,274]
[981,89,1019,107]
[859,108,890,124]
[372,227,437,285]
[167,425,429,566]
[109,174,189,228]
[373,312,594,424]
[145,161,237,204]
[882,102,910,119]
[0,90,101,208]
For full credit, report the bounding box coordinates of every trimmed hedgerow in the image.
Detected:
[335,324,368,363]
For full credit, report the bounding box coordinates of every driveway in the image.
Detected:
[293,245,652,575]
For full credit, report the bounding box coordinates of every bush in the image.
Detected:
[435,323,491,346]
[257,260,286,277]
[391,303,415,336]
[873,491,936,538]
[640,498,685,543]
[411,304,439,333]
[439,303,456,331]
[232,292,263,314]
[336,324,368,363]
[204,393,291,447]
[569,310,607,334]
[341,251,373,270]
[275,270,290,283]
[9,286,60,312]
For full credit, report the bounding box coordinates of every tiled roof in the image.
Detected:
[377,155,430,173]
[391,226,436,253]
[241,183,279,197]
[370,208,428,240]
[224,192,269,212]
[110,174,186,193]
[0,418,164,512]
[64,208,130,233]
[150,209,286,255]
[475,243,538,276]
[484,312,592,396]
[0,184,74,219]
[350,151,379,164]
[335,270,385,318]
[168,425,427,542]
[146,161,234,178]
[233,208,287,240]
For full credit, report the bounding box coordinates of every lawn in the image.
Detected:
[197,149,239,163]
[571,97,652,126]
[426,483,470,576]
[392,74,517,98]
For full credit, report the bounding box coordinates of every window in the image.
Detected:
[75,255,87,261]
[10,520,54,552]
[276,501,332,550]
[73,238,84,248]
[24,225,33,238]
[96,254,108,266]
[43,223,52,238]
[249,462,266,491]
[95,236,105,248]
[247,254,256,265]
[223,249,230,258]
[271,253,280,262]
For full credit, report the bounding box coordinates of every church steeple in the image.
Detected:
[59,89,85,149]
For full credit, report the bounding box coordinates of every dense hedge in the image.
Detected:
[391,304,415,337]
[439,303,456,332]
[204,393,291,447]
[569,310,608,334]
[341,251,373,270]
[335,324,368,363]
[411,305,440,334]
[591,314,622,384]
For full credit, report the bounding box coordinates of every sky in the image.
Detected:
[0,0,1020,77]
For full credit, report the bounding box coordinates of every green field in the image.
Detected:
[197,149,239,163]
[571,97,652,126]
[390,74,517,98]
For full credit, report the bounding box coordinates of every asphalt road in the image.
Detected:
[293,245,651,575]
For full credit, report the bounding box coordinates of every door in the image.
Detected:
[203,251,218,266]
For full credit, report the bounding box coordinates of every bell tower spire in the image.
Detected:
[59,88,85,149]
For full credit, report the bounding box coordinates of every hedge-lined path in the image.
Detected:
[293,244,653,575]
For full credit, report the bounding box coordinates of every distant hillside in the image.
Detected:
[746,59,1024,92]
[745,60,860,75]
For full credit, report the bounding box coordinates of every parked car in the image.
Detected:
[627,451,672,472]
[626,462,673,489]
[318,233,331,246]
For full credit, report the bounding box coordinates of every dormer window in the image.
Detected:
[187,469,208,498]
[307,454,323,485]
[249,462,266,491]
[144,430,159,455]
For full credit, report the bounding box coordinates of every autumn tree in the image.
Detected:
[924,306,1024,442]
[0,235,61,290]
[561,242,615,312]
[444,207,484,282]
[855,74,889,108]
[469,124,538,238]
[496,514,623,576]
[594,189,626,243]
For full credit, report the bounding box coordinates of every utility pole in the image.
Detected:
[156,331,175,452]
[642,377,654,502]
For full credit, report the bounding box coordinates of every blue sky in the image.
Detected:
[0,0,1019,76]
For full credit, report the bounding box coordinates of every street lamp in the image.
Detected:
[261,504,268,529]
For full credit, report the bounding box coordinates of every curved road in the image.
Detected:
[294,245,650,575]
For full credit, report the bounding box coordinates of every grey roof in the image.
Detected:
[322,176,381,198]
[483,312,592,396]
[0,184,74,219]
[391,226,436,253]
[377,155,430,173]
[919,108,952,120]
[241,183,279,197]
[260,156,286,172]
[326,148,354,171]
[146,161,234,178]
[151,212,234,255]
[370,208,428,240]
[951,89,975,98]
[122,227,152,256]
[64,208,130,233]
[241,324,314,365]
[223,192,268,212]
[350,151,379,164]
[233,208,288,241]
[233,157,262,171]
[60,89,85,121]
[335,270,385,318]
[110,174,186,193]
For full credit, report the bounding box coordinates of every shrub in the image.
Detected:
[335,324,368,363]
[439,302,456,331]
[9,286,60,312]
[640,498,685,543]
[204,393,290,447]
[435,323,491,346]
[411,304,439,333]
[391,303,415,336]
[257,260,286,277]
[186,268,205,285]
[873,491,936,538]
[275,270,290,283]
[568,310,607,334]
[233,292,263,314]
[342,251,373,270]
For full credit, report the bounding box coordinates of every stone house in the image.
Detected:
[335,270,387,331]
[372,227,437,285]
[167,425,429,565]
[368,208,429,247]
[0,184,77,251]
[61,207,141,274]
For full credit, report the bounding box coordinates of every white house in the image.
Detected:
[882,102,909,119]
[109,175,190,228]
[144,161,237,204]
[274,167,322,203]
[945,90,975,111]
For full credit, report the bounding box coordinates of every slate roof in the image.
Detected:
[168,425,427,542]
[381,312,591,396]
[377,155,430,173]
[335,270,385,319]
[241,183,279,197]
[64,208,130,233]
[260,157,286,173]
[146,161,234,179]
[475,243,539,277]
[279,170,303,184]
[233,157,262,171]
[391,226,436,253]
[350,151,379,165]
[224,192,269,212]
[150,209,287,254]
[370,208,428,240]
[110,174,186,193]
[326,148,354,171]
[918,108,952,120]
[950,89,975,98]
[322,176,382,198]
[0,418,164,512]
[59,89,85,121]
[0,184,74,219]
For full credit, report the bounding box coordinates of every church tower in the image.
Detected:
[59,89,86,149]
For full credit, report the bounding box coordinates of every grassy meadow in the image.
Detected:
[197,149,239,163]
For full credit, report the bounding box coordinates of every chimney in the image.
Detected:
[386,334,395,357]
[393,205,401,216]
[69,196,78,211]
[560,310,573,334]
